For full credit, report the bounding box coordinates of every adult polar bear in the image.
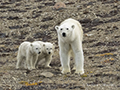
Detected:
[55,18,84,74]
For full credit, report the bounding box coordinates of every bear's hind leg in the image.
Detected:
[26,54,32,70]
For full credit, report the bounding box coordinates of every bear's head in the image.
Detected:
[30,42,42,54]
[43,42,54,55]
[55,23,75,38]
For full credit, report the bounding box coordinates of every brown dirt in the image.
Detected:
[0,0,120,90]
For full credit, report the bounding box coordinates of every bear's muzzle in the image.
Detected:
[38,52,41,54]
[48,52,51,54]
[62,32,66,37]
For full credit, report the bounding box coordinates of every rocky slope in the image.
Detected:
[0,0,120,89]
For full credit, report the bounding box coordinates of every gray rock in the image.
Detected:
[40,72,54,78]
[0,87,3,90]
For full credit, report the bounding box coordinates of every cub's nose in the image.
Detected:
[38,52,41,54]
[48,52,51,54]
[62,32,66,37]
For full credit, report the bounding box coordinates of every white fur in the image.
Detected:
[16,41,42,70]
[55,18,84,74]
[34,41,54,68]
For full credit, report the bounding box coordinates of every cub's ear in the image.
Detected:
[30,44,33,46]
[43,44,45,47]
[55,25,59,30]
[71,25,75,29]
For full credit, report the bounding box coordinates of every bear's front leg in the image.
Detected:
[74,51,84,74]
[60,44,71,74]
[34,55,39,68]
[26,54,32,70]
[33,55,39,69]
[71,41,84,75]
[31,55,38,69]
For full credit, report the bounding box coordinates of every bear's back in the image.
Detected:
[19,42,31,51]
[20,41,30,47]
[61,18,79,25]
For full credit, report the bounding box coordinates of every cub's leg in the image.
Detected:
[16,53,23,69]
[26,53,33,70]
[31,55,38,69]
[45,55,52,68]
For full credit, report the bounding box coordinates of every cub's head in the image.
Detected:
[30,42,42,54]
[55,23,75,38]
[43,42,54,54]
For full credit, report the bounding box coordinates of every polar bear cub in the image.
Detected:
[16,41,42,70]
[55,18,84,74]
[34,41,54,68]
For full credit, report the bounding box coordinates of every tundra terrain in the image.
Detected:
[0,0,120,90]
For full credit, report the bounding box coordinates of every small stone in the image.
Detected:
[53,2,66,10]
[93,17,103,23]
[40,72,54,78]
[113,26,119,29]
[87,5,91,8]
[83,10,89,14]
[85,33,94,37]
[80,74,88,77]
[0,87,3,90]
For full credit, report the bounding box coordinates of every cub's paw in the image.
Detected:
[75,70,84,75]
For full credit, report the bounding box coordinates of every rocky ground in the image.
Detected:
[0,0,120,90]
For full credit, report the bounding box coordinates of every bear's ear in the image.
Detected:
[55,25,59,30]
[71,25,75,29]
[52,42,55,46]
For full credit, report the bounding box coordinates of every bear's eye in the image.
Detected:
[66,28,69,30]
[60,28,63,30]
[46,48,48,50]
[36,48,38,50]
[50,48,52,49]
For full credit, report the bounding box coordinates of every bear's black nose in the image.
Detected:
[62,33,66,37]
[49,52,51,54]
[38,52,41,54]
